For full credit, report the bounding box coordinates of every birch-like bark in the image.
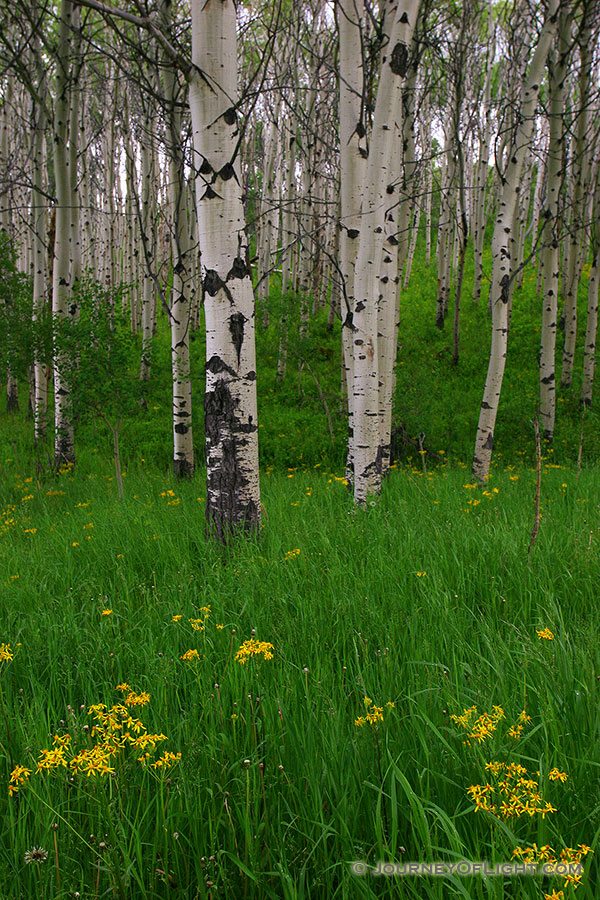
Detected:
[561,7,594,387]
[139,116,156,381]
[352,0,421,505]
[32,56,48,440]
[161,0,194,477]
[0,78,19,413]
[581,169,600,405]
[337,0,366,480]
[473,1,559,481]
[277,120,296,379]
[52,0,77,465]
[190,0,260,537]
[539,8,570,441]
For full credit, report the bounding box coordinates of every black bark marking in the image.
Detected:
[246,370,257,381]
[204,382,259,542]
[347,228,359,240]
[355,301,366,312]
[541,373,555,385]
[227,256,248,280]
[483,432,493,450]
[205,354,237,377]
[481,401,492,409]
[223,107,237,125]
[390,42,409,77]
[200,158,213,175]
[219,162,235,181]
[388,235,399,246]
[204,270,223,296]
[202,185,219,200]
[229,312,246,365]
[174,423,189,434]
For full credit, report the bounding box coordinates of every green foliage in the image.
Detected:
[0,445,598,898]
[0,234,39,380]
[53,278,143,427]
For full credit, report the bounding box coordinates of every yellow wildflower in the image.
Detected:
[8,765,31,796]
[180,649,199,663]
[0,643,13,662]
[537,627,554,640]
[124,691,150,708]
[235,639,274,664]
[101,609,113,616]
[152,751,181,769]
[548,768,568,783]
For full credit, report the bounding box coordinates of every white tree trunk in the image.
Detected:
[337,0,366,480]
[473,1,558,481]
[190,0,260,537]
[352,0,421,505]
[539,8,570,441]
[52,0,77,465]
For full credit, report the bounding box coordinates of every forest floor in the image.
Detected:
[1,247,599,898]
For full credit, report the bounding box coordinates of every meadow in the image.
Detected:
[1,248,599,899]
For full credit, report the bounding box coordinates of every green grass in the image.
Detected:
[0,239,599,897]
[0,439,598,898]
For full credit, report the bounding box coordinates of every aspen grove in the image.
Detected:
[2,2,600,898]
[0,0,599,524]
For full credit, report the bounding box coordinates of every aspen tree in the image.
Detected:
[561,2,597,387]
[539,6,571,441]
[0,77,19,413]
[351,0,421,505]
[472,0,559,482]
[337,0,366,479]
[52,0,78,465]
[581,167,600,405]
[160,0,194,477]
[189,0,260,537]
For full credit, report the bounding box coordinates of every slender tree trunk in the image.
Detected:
[561,6,594,387]
[161,0,194,477]
[52,0,77,466]
[337,0,367,481]
[581,170,600,405]
[352,0,421,505]
[190,0,260,537]
[473,2,558,481]
[539,8,570,441]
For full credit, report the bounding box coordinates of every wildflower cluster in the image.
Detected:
[355,697,394,727]
[190,606,211,631]
[235,639,274,664]
[512,843,593,893]
[180,648,200,663]
[8,687,180,794]
[0,642,13,662]
[283,548,301,560]
[468,762,559,820]
[537,627,554,641]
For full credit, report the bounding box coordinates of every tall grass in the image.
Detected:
[0,435,598,897]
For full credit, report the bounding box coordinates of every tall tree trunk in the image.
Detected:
[337,0,366,481]
[561,6,594,387]
[581,169,600,405]
[161,0,194,477]
[52,0,77,466]
[352,0,421,505]
[539,7,570,442]
[473,1,558,481]
[190,0,260,537]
